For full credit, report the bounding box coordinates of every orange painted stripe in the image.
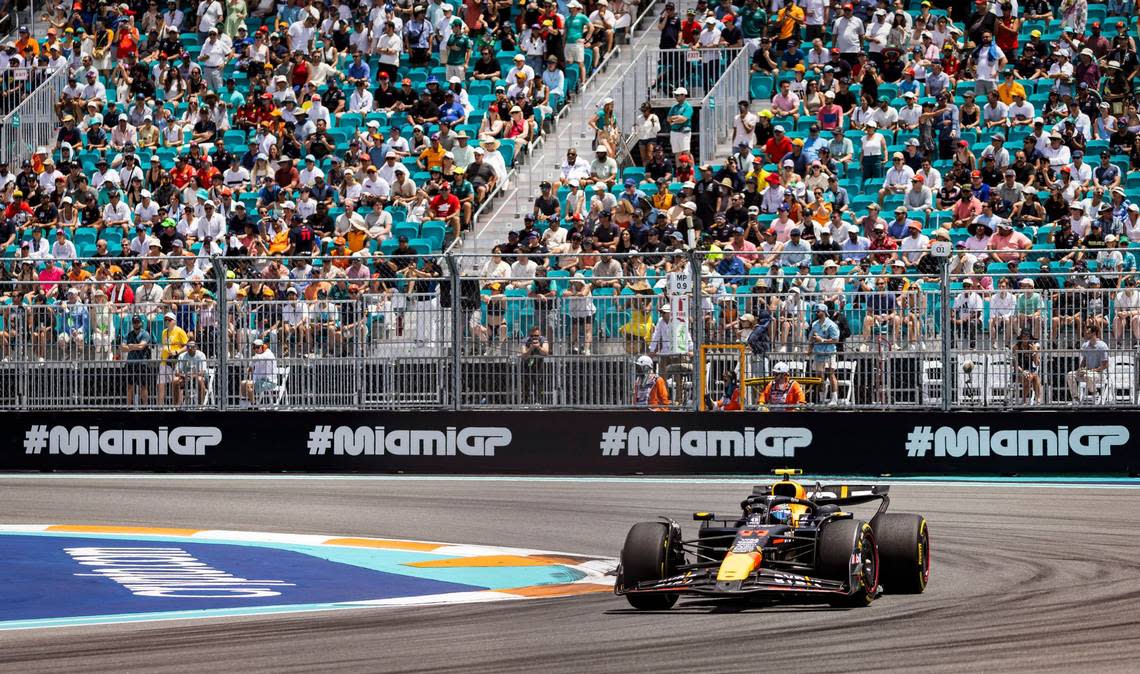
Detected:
[406,555,555,568]
[45,525,202,536]
[525,555,591,565]
[501,583,613,598]
[323,537,440,552]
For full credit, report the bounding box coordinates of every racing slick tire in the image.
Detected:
[620,522,679,610]
[871,513,930,594]
[818,519,878,608]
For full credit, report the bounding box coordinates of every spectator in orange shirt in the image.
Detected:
[196,157,221,189]
[15,26,39,60]
[170,156,195,189]
[632,355,670,410]
[775,0,805,50]
[760,362,805,408]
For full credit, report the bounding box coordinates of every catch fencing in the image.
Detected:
[0,250,1136,411]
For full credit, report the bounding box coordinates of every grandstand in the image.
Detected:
[0,0,1139,411]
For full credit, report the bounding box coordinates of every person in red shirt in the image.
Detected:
[764,125,793,165]
[712,368,742,411]
[429,182,462,238]
[4,190,34,222]
[994,3,1019,55]
[868,223,899,264]
[169,156,195,189]
[275,157,299,189]
[196,157,220,189]
[680,8,701,45]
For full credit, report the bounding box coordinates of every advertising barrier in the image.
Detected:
[3,411,1134,475]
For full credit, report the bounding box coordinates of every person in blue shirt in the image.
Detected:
[808,303,840,405]
[716,250,747,287]
[780,42,804,70]
[801,124,825,162]
[346,53,371,87]
[439,91,466,125]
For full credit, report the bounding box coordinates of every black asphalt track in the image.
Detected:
[1,477,1139,673]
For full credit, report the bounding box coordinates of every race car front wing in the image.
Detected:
[617,568,849,598]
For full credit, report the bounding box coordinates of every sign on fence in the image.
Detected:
[2,411,1133,475]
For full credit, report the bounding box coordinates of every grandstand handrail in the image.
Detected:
[0,63,67,166]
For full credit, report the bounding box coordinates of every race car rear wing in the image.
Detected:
[750,483,890,507]
[807,484,890,507]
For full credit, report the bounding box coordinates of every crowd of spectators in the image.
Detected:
[0,0,646,368]
[472,0,1140,362]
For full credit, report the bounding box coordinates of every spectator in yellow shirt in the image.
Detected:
[994,70,1026,106]
[417,135,447,171]
[158,311,188,406]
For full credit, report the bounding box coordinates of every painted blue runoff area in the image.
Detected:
[3,531,587,589]
[0,534,480,623]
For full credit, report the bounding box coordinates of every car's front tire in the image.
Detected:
[818,519,878,607]
[620,522,679,610]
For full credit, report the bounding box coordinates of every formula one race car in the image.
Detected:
[615,470,930,609]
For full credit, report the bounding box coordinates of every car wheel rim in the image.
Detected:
[919,521,931,585]
[856,531,877,593]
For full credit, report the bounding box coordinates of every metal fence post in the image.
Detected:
[940,259,951,411]
[212,257,228,411]
[689,250,702,411]
[444,253,462,410]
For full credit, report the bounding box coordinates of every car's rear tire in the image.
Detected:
[620,522,679,610]
[872,513,930,594]
[818,519,878,608]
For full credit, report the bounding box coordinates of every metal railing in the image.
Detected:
[1,250,1138,411]
[0,64,67,165]
[697,44,755,164]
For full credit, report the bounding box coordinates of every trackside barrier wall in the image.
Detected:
[3,410,1134,475]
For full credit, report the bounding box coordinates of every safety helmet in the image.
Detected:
[769,504,792,524]
[635,355,654,374]
[772,362,790,375]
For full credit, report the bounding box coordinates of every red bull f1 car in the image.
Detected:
[615,470,930,609]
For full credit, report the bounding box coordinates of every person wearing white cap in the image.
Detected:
[241,337,279,407]
[505,52,535,87]
[564,2,589,74]
[134,188,159,225]
[667,86,693,155]
[110,114,138,152]
[696,15,722,88]
[1047,51,1074,97]
[865,8,891,62]
[898,91,922,130]
[861,118,887,179]
[156,311,189,406]
[589,0,619,56]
